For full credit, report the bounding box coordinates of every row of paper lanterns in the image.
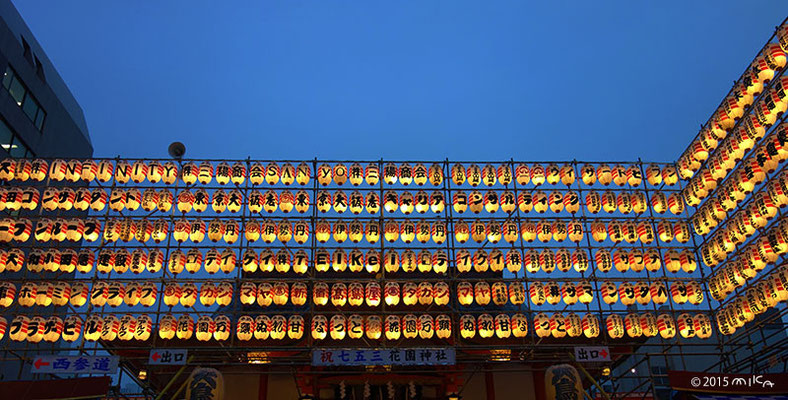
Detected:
[0,311,715,343]
[0,216,691,247]
[678,29,787,179]
[707,221,788,301]
[692,168,787,237]
[0,158,681,188]
[698,198,787,268]
[716,265,788,335]
[683,123,788,208]
[2,244,696,276]
[0,278,705,309]
[7,185,687,217]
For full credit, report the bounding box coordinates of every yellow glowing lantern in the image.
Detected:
[402,281,418,305]
[693,314,713,339]
[657,314,676,339]
[330,282,347,307]
[459,314,476,339]
[345,282,363,307]
[385,315,401,340]
[9,315,29,342]
[454,281,473,306]
[83,314,105,342]
[605,314,624,339]
[268,315,287,340]
[116,314,137,341]
[212,315,230,341]
[506,314,526,338]
[359,282,380,308]
[195,316,215,342]
[57,315,81,343]
[402,314,419,339]
[531,312,549,338]
[676,313,695,339]
[287,315,304,340]
[613,250,630,273]
[235,315,255,341]
[594,281,615,305]
[134,314,152,341]
[366,316,383,340]
[383,282,400,306]
[215,281,233,306]
[176,315,194,340]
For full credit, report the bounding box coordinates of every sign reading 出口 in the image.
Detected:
[149,349,188,365]
[573,346,611,362]
[312,348,455,366]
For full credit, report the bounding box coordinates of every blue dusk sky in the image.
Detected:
[10,1,788,161]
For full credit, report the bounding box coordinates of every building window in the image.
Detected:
[1,66,46,132]
[0,118,33,158]
[651,366,669,387]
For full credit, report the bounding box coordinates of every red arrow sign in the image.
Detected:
[34,358,50,369]
[600,349,609,358]
[151,352,160,361]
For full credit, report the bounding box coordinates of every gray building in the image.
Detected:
[0,0,92,159]
[0,0,93,381]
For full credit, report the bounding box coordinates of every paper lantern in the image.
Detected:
[693,314,713,339]
[196,316,215,341]
[550,313,567,339]
[364,315,382,340]
[103,281,125,307]
[177,315,194,340]
[457,281,473,306]
[285,315,303,340]
[556,282,575,305]
[400,314,419,339]
[216,281,233,306]
[134,315,153,341]
[236,316,255,341]
[163,282,183,307]
[365,281,382,307]
[576,313,599,339]
[57,315,81,342]
[605,314,624,339]
[532,191,548,213]
[211,315,230,341]
[83,314,105,342]
[116,314,137,341]
[528,281,545,305]
[657,313,676,339]
[25,316,45,343]
[676,313,695,339]
[9,315,29,342]
[687,281,704,305]
[459,314,476,339]
[517,191,533,214]
[534,312,551,338]
[384,282,400,306]
[399,281,417,306]
[597,281,616,305]
[328,282,347,307]
[384,315,401,340]
[624,313,642,338]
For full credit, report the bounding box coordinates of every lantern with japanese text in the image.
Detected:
[177,315,194,340]
[196,316,215,341]
[347,314,364,339]
[606,314,624,339]
[385,315,401,340]
[459,314,476,339]
[365,316,382,340]
[159,314,178,340]
[9,315,29,342]
[534,313,551,338]
[657,314,676,339]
